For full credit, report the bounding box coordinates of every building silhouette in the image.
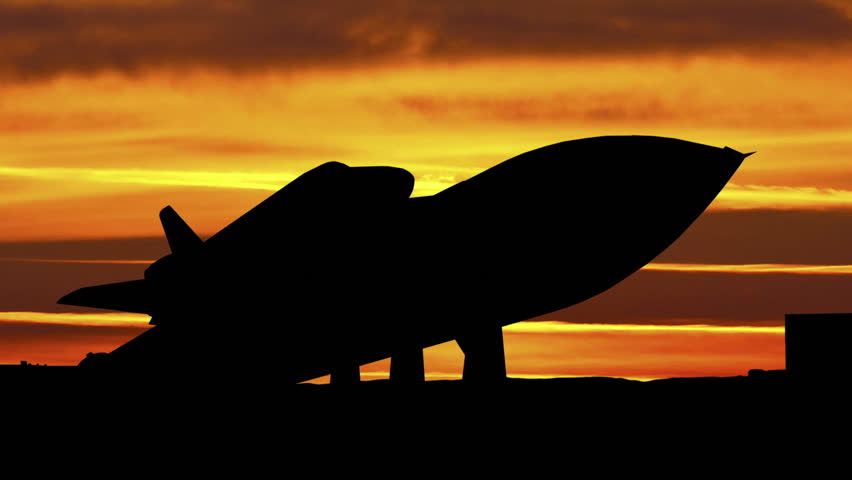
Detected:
[785,313,852,380]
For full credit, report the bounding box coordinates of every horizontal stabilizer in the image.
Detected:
[160,206,203,254]
[57,279,151,314]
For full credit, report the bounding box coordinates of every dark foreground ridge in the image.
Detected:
[0,365,796,410]
[1,367,826,448]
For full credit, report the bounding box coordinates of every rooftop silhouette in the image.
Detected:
[785,313,852,380]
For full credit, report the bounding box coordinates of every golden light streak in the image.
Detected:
[713,183,852,210]
[0,166,290,192]
[4,313,778,334]
[7,162,852,211]
[0,311,151,327]
[503,321,785,335]
[0,165,468,201]
[643,263,852,275]
[6,255,852,276]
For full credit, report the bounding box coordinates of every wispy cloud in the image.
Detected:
[714,183,852,210]
[0,257,151,264]
[5,163,852,209]
[2,0,850,80]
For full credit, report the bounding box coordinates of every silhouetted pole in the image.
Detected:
[457,325,507,382]
[330,364,360,385]
[390,349,425,383]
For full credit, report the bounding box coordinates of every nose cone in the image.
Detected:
[530,136,747,227]
[546,136,747,205]
[442,136,747,210]
[645,141,747,201]
[438,135,749,319]
[611,139,747,246]
[550,135,747,252]
[546,136,747,303]
[450,135,747,229]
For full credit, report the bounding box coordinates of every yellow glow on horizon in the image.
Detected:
[2,312,783,379]
[713,183,852,210]
[312,320,785,383]
[7,163,852,218]
[0,166,292,192]
[501,373,662,381]
[309,372,669,383]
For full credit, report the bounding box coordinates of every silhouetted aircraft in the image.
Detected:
[59,136,748,384]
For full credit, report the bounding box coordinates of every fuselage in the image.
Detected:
[200,136,744,382]
[60,136,746,382]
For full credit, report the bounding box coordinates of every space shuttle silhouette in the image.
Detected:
[60,136,748,384]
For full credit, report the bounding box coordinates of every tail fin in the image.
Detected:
[159,206,202,254]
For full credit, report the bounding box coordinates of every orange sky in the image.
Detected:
[2,0,852,379]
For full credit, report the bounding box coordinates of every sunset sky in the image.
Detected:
[3,0,852,381]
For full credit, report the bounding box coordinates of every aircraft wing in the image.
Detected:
[204,162,415,250]
[58,161,416,316]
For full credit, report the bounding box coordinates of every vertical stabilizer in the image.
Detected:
[159,206,203,253]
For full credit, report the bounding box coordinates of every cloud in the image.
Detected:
[112,136,353,157]
[541,269,852,325]
[397,94,676,124]
[657,209,852,264]
[0,256,149,313]
[1,0,850,79]
[9,160,852,209]
[715,184,852,210]
[0,111,146,133]
[0,237,166,260]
